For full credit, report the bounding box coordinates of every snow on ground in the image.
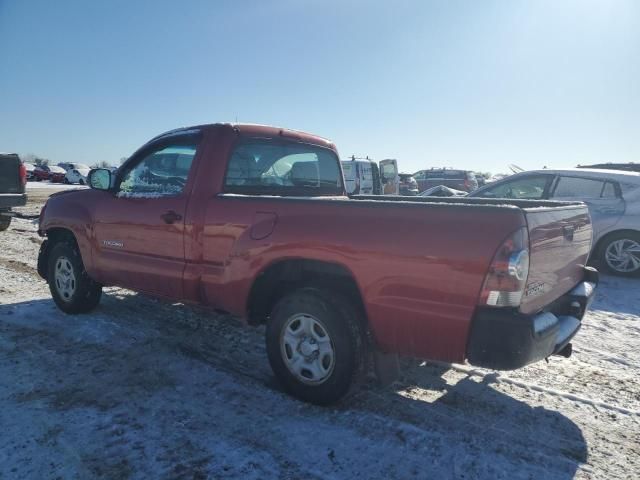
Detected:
[26,181,87,190]
[1,213,639,479]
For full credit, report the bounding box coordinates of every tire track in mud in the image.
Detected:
[0,258,38,276]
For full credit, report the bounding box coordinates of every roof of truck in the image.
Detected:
[148,123,335,148]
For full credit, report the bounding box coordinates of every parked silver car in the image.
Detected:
[470,168,640,276]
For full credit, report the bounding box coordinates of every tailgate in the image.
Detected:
[520,204,592,315]
[0,154,23,194]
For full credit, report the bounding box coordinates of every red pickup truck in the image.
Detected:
[37,124,598,404]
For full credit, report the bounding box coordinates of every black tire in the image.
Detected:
[79,178,85,185]
[47,240,102,314]
[266,287,366,405]
[598,231,640,277]
[0,216,11,232]
[64,178,70,184]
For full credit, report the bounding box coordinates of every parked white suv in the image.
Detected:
[470,168,640,276]
[62,164,90,184]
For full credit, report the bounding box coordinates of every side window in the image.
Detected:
[224,141,343,195]
[381,163,396,178]
[118,144,197,198]
[602,182,617,199]
[552,177,605,199]
[474,175,550,199]
[620,182,640,197]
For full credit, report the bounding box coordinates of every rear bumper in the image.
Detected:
[0,193,27,210]
[466,267,598,370]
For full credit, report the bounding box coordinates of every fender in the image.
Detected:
[39,189,100,276]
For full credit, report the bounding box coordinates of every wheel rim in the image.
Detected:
[280,313,335,385]
[605,239,640,273]
[54,256,76,301]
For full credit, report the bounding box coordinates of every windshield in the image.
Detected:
[225,140,343,196]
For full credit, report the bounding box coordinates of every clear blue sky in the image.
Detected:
[1,0,638,173]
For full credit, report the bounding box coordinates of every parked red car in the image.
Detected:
[33,165,67,182]
[37,123,598,404]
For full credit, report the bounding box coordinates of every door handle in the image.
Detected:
[161,210,182,224]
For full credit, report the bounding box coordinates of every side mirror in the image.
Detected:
[88,168,112,191]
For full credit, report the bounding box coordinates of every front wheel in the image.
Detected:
[266,287,366,405]
[599,232,640,277]
[47,241,102,314]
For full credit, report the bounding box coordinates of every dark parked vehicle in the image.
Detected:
[414,168,479,193]
[0,153,27,231]
[577,162,640,173]
[399,173,419,195]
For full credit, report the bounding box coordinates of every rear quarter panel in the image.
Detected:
[199,196,526,363]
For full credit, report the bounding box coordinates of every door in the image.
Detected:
[550,176,625,238]
[92,139,200,298]
[379,159,399,195]
[341,161,357,194]
[358,161,374,194]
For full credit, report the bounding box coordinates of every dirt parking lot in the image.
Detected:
[0,187,639,479]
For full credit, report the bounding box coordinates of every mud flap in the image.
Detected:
[37,239,50,280]
[374,350,400,387]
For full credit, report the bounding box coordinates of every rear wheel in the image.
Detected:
[0,216,11,232]
[47,241,102,313]
[266,287,366,405]
[599,232,640,277]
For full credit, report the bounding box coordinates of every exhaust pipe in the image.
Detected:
[555,343,573,358]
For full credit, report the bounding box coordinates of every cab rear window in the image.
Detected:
[224,140,343,196]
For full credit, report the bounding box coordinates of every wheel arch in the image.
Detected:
[593,228,640,257]
[246,258,369,330]
[38,227,82,280]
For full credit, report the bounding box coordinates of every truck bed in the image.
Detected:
[351,194,584,209]
[352,194,592,315]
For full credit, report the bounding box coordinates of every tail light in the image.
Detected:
[19,163,27,186]
[479,227,530,307]
[464,179,471,190]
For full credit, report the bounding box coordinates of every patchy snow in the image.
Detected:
[1,215,639,479]
[26,181,87,190]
